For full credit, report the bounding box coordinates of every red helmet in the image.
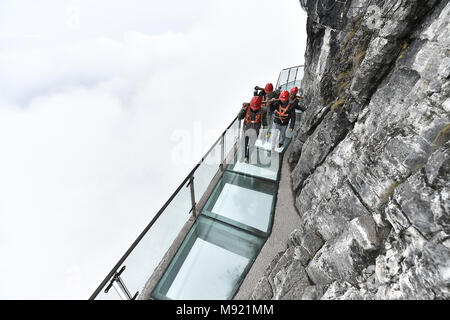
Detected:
[264,83,273,93]
[280,90,289,102]
[250,96,262,110]
[290,86,299,95]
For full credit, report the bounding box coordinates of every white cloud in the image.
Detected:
[0,0,307,299]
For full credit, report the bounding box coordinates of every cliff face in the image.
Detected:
[252,0,450,299]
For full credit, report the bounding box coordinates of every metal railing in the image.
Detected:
[89,116,241,300]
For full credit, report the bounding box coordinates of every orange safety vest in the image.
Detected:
[274,103,291,122]
[245,106,262,124]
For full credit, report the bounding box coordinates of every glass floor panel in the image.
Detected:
[202,171,277,235]
[152,216,265,300]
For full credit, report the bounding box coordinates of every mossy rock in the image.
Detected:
[331,98,347,110]
[353,50,367,69]
[397,41,409,61]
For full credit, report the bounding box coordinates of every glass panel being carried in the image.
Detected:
[285,80,299,92]
[151,216,265,300]
[278,66,303,91]
[277,69,289,89]
[201,171,277,235]
[296,68,304,85]
[288,67,298,83]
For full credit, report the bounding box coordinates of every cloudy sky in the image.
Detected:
[0,0,307,299]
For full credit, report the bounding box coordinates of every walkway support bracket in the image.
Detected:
[104,266,139,300]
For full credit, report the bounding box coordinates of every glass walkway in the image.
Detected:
[90,65,304,300]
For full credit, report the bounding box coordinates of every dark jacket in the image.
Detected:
[238,105,268,132]
[290,96,307,111]
[255,89,280,122]
[270,100,296,129]
[254,89,280,109]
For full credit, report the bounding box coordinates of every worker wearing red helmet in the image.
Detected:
[254,83,280,143]
[269,90,296,152]
[254,83,280,109]
[237,96,268,162]
[289,86,306,111]
[254,83,275,97]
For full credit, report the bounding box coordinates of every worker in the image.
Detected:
[289,86,306,111]
[254,83,280,143]
[237,96,267,163]
[254,83,279,102]
[269,90,296,152]
[289,86,307,128]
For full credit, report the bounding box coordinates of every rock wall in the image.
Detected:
[252,0,449,300]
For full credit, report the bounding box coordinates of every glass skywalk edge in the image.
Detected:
[89,116,240,300]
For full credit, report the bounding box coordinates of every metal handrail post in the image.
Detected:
[113,276,133,300]
[238,119,242,141]
[220,133,225,172]
[189,176,197,218]
[104,266,138,300]
[237,120,242,156]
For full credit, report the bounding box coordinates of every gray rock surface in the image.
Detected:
[252,0,449,300]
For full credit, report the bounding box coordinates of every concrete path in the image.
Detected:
[234,141,302,300]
